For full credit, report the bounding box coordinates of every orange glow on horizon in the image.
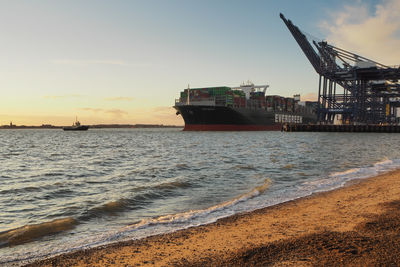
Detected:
[0,107,184,127]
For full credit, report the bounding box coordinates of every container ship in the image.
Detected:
[174,82,318,131]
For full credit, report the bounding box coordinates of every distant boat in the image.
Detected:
[63,118,89,131]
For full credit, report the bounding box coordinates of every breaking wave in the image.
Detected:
[373,157,392,167]
[302,158,400,194]
[79,180,193,221]
[329,168,361,178]
[0,218,77,247]
[86,200,130,216]
[122,178,271,233]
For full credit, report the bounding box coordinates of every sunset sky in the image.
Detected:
[1,0,399,126]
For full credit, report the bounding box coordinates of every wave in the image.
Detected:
[0,218,77,247]
[0,179,81,196]
[43,188,75,200]
[327,158,395,182]
[95,159,400,251]
[191,178,271,218]
[94,200,129,213]
[282,164,294,169]
[123,178,271,233]
[86,199,133,216]
[79,180,193,221]
[79,199,135,221]
[175,163,189,170]
[153,180,192,190]
[235,164,256,170]
[371,158,400,174]
[303,158,400,194]
[329,168,361,178]
[5,156,399,265]
[44,172,65,177]
[373,157,392,167]
[0,186,42,195]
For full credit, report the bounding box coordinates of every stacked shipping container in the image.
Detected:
[265,96,286,112]
[247,91,265,109]
[177,87,317,114]
[285,97,294,112]
[232,90,246,108]
[179,87,236,106]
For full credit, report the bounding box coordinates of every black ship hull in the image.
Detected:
[63,126,89,131]
[174,105,317,131]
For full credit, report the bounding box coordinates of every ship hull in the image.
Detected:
[174,105,316,131]
[63,126,89,131]
[183,124,281,131]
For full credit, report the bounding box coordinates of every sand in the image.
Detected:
[26,169,400,266]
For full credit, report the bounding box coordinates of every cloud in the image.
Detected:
[52,60,128,66]
[81,107,128,118]
[43,94,82,99]
[320,0,400,65]
[81,107,103,113]
[301,93,318,101]
[152,106,174,113]
[104,97,134,101]
[150,106,183,125]
[104,109,128,117]
[51,60,158,69]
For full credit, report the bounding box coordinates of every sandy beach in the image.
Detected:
[26,169,400,266]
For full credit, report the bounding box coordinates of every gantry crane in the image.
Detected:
[280,13,400,124]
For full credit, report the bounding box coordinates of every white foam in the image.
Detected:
[373,158,393,167]
[301,158,400,195]
[329,168,361,178]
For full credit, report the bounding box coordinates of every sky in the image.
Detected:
[1,0,399,126]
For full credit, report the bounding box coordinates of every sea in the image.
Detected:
[1,128,400,265]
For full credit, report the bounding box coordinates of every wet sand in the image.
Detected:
[27,169,400,266]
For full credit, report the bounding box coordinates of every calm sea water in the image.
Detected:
[1,128,400,265]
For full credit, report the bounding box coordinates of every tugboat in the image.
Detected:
[63,117,89,131]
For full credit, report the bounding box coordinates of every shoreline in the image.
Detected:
[26,169,400,266]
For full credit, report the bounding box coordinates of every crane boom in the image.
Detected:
[279,13,322,74]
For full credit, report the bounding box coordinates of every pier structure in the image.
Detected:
[282,123,400,133]
[280,14,400,125]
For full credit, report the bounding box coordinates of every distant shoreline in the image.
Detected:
[0,124,183,129]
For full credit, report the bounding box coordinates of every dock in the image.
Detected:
[282,124,400,133]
